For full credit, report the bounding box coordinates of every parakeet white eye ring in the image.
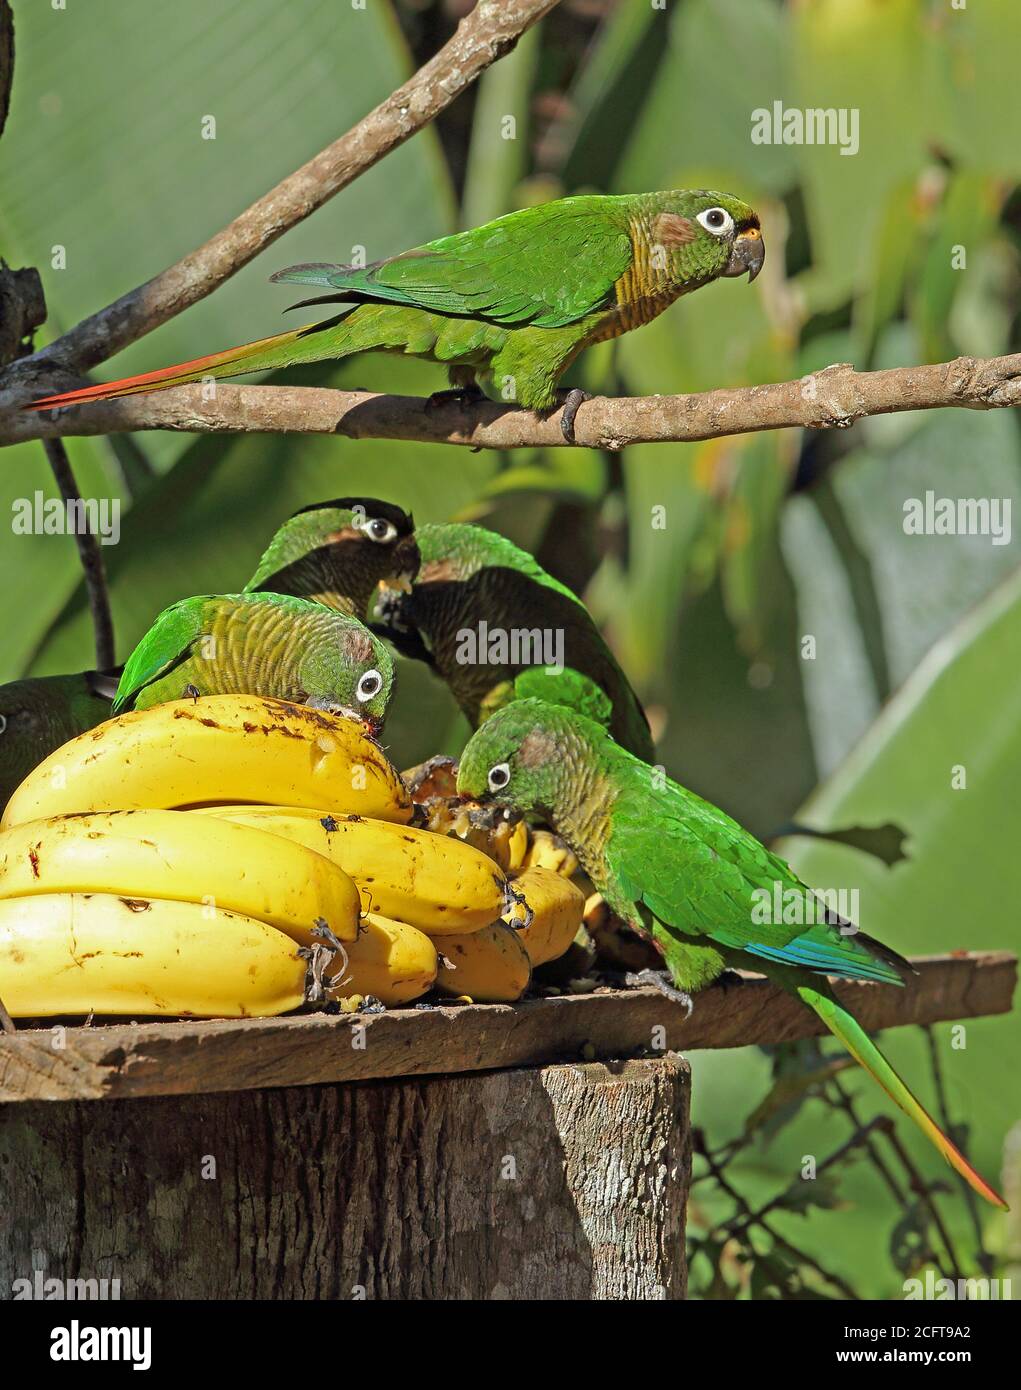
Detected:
[356,669,383,702]
[697,207,734,237]
[365,518,397,544]
[0,714,6,734]
[488,762,511,792]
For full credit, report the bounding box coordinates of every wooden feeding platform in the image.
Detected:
[0,950,1014,1300]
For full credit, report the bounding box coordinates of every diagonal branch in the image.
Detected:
[5,352,1020,451]
[0,0,559,392]
[42,439,116,670]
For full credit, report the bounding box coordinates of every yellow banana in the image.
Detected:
[1,694,412,828]
[416,795,529,872]
[191,806,521,935]
[0,809,360,945]
[520,829,579,878]
[505,865,584,966]
[333,912,437,1006]
[0,893,314,1018]
[434,920,531,1003]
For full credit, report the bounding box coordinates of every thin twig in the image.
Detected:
[5,351,1020,451]
[693,1130,860,1300]
[827,1076,960,1280]
[826,1078,907,1207]
[42,439,116,670]
[881,1115,964,1283]
[923,1025,991,1271]
[0,0,559,394]
[720,1115,891,1244]
[0,993,15,1035]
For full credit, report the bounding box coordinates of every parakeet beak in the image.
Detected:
[724,225,764,282]
[393,535,421,587]
[304,696,381,737]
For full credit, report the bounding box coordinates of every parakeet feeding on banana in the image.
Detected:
[245,497,419,620]
[0,670,118,808]
[28,189,764,442]
[378,521,654,761]
[114,591,394,730]
[456,699,1006,1210]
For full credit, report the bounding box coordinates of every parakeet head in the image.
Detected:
[253,497,420,619]
[653,189,764,287]
[299,614,396,735]
[456,698,615,823]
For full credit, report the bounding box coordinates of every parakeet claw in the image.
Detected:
[624,968,694,1016]
[558,388,591,444]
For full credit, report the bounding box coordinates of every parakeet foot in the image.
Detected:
[557,388,591,444]
[183,683,201,702]
[624,968,694,1016]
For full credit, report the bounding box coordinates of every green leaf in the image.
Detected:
[777,1172,847,1218]
[615,0,794,198]
[461,21,540,229]
[744,1047,852,1145]
[889,1200,935,1277]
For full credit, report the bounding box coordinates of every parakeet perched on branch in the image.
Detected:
[245,497,419,620]
[0,670,117,808]
[28,190,764,442]
[114,591,394,730]
[379,521,654,760]
[456,700,1006,1210]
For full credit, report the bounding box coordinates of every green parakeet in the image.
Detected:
[456,699,1006,1210]
[0,670,117,807]
[29,190,764,441]
[245,497,419,620]
[379,521,654,760]
[114,591,394,729]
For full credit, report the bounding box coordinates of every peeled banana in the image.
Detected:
[435,920,532,1003]
[0,893,313,1018]
[334,912,438,1006]
[506,865,584,966]
[0,809,361,945]
[191,805,520,935]
[1,694,412,829]
[520,829,579,878]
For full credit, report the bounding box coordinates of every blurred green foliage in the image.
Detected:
[1,0,1019,1296]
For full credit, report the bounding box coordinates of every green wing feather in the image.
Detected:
[113,599,206,712]
[272,197,636,329]
[511,666,615,727]
[607,768,906,986]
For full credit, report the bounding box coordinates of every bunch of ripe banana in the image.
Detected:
[0,695,586,1021]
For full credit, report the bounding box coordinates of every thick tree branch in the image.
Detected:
[5,353,1020,451]
[0,0,558,394]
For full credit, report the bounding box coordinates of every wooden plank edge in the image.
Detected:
[0,950,1013,1103]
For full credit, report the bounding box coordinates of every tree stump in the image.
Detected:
[0,1056,691,1300]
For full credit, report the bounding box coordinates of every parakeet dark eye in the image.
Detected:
[356,669,384,702]
[487,762,511,792]
[365,518,397,544]
[697,207,734,237]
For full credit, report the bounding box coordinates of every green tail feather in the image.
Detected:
[798,984,1007,1210]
